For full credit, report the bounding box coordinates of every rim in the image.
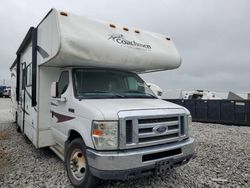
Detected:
[70,148,87,181]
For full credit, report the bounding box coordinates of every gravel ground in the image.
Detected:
[0,98,249,188]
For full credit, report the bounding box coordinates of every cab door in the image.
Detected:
[51,71,72,146]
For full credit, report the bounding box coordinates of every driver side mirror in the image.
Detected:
[51,82,58,98]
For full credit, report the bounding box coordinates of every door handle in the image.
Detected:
[68,108,75,113]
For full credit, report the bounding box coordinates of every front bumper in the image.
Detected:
[86,137,195,180]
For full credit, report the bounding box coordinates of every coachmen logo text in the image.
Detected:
[108,34,151,50]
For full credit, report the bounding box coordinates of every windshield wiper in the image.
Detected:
[90,90,126,98]
[143,93,157,98]
[122,90,157,98]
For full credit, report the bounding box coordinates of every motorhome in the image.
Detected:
[183,90,222,100]
[10,9,194,187]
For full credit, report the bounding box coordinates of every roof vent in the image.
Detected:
[123,27,129,31]
[109,24,116,28]
[135,30,140,34]
[60,12,68,16]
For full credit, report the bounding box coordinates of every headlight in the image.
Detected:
[92,121,118,150]
[187,115,192,136]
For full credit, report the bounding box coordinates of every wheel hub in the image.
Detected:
[70,149,86,181]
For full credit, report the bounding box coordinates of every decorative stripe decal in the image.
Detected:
[21,108,30,116]
[51,111,75,123]
[37,45,49,59]
[24,88,32,100]
[51,102,58,106]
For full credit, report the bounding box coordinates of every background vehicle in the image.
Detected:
[0,86,6,97]
[2,87,11,98]
[10,9,194,187]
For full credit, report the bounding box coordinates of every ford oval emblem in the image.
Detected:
[154,126,167,134]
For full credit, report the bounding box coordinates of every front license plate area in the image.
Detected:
[155,159,173,175]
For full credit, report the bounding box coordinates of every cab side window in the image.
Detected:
[58,71,69,97]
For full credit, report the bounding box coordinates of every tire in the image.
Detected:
[65,138,99,188]
[16,125,21,133]
[15,112,21,133]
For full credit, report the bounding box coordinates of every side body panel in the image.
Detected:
[37,66,61,147]
[10,66,17,120]
[18,41,39,147]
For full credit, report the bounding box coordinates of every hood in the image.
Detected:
[82,98,187,120]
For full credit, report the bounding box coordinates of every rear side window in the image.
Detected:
[26,64,32,86]
[58,71,69,97]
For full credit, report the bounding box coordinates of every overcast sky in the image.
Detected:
[0,0,249,92]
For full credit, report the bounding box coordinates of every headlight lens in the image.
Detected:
[187,115,192,136]
[92,121,118,150]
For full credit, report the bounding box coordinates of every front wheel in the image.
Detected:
[65,138,99,188]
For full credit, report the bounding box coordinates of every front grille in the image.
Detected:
[168,124,179,130]
[138,116,180,145]
[121,114,185,149]
[139,127,152,134]
[126,120,133,144]
[139,133,179,143]
[180,116,185,135]
[138,117,178,124]
[138,124,179,134]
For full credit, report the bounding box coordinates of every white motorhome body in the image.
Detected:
[10,9,194,187]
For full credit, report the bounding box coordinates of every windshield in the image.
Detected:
[72,69,156,99]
